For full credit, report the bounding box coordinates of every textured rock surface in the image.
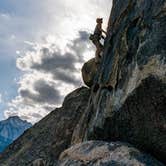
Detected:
[72,0,166,164]
[81,58,98,87]
[59,141,164,166]
[32,158,46,166]
[0,87,90,166]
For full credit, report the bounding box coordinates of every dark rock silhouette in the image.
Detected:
[0,87,90,165]
[72,0,166,164]
[75,76,166,162]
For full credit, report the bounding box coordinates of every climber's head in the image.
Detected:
[96,18,103,24]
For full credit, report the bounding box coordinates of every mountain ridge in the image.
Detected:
[0,116,32,152]
[0,87,90,165]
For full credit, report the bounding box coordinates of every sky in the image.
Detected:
[0,0,112,124]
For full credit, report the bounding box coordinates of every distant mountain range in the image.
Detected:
[0,116,32,152]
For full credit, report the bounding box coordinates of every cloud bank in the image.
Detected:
[5,31,93,123]
[3,0,112,123]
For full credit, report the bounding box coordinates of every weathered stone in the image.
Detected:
[0,87,90,166]
[82,76,166,162]
[81,58,98,87]
[59,141,164,166]
[72,0,166,164]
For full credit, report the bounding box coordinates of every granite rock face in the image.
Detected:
[101,0,166,89]
[59,141,164,166]
[0,87,90,166]
[72,0,166,164]
[81,58,98,87]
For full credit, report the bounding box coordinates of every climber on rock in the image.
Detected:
[89,18,107,63]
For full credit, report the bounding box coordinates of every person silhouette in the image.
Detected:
[90,18,107,63]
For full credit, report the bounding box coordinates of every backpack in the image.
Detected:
[89,34,95,41]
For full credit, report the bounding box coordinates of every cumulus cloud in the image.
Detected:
[5,31,93,123]
[2,0,112,123]
[19,79,61,105]
[0,0,112,57]
[17,31,91,86]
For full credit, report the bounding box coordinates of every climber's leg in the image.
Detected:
[95,49,100,63]
[95,41,103,63]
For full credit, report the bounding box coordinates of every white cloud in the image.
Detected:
[3,0,113,123]
[0,0,112,56]
[5,31,93,124]
[0,94,2,103]
[0,13,11,20]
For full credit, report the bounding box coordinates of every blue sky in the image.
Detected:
[0,0,112,123]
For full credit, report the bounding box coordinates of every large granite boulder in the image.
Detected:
[72,0,166,164]
[59,141,164,166]
[82,58,98,87]
[0,87,90,166]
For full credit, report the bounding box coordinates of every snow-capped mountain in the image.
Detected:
[0,116,32,152]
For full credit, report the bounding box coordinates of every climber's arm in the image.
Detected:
[102,29,107,35]
[101,35,105,39]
